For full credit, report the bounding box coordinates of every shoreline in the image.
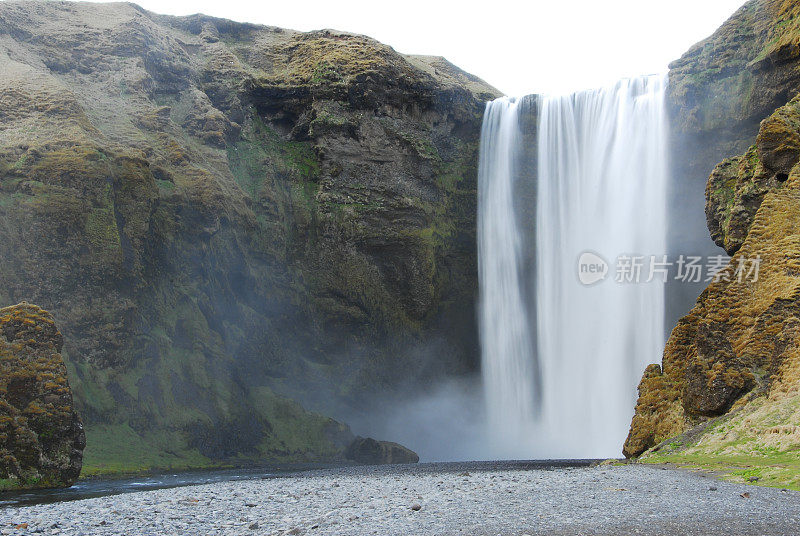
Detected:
[0,460,601,508]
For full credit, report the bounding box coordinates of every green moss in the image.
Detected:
[310,61,343,85]
[65,359,116,418]
[11,154,28,170]
[0,478,20,491]
[228,113,320,198]
[753,4,800,63]
[156,179,175,191]
[291,181,320,213]
[0,191,24,208]
[247,386,346,458]
[260,34,390,86]
[85,206,121,254]
[30,145,108,187]
[435,140,478,191]
[309,108,353,137]
[0,475,66,491]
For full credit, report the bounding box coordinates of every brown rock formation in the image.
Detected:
[0,303,85,489]
[706,97,800,255]
[625,99,800,459]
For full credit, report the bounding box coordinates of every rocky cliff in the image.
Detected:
[0,303,85,490]
[626,0,800,463]
[0,1,499,472]
[665,0,800,328]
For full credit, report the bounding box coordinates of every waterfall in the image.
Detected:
[478,75,668,458]
[478,97,537,448]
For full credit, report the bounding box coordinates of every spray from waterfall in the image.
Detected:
[478,75,668,458]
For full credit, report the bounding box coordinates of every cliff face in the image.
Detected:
[0,1,499,471]
[626,0,800,458]
[668,0,800,147]
[664,0,800,328]
[0,303,85,490]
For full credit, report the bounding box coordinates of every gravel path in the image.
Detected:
[2,463,799,535]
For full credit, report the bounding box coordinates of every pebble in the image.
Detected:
[1,464,798,535]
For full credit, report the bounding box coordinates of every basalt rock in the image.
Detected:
[0,1,498,471]
[0,303,85,490]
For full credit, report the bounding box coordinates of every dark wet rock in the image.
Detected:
[344,437,419,465]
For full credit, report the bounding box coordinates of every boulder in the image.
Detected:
[0,303,85,490]
[344,437,419,465]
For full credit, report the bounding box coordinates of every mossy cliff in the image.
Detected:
[0,1,499,473]
[665,0,800,327]
[669,0,800,142]
[0,303,85,490]
[626,0,800,476]
[627,149,800,486]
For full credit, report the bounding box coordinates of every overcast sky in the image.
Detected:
[87,0,747,96]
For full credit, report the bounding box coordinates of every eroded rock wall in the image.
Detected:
[665,0,800,329]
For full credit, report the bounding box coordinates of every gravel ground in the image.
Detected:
[1,462,799,535]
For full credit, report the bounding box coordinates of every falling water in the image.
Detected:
[478,75,668,458]
[477,98,537,449]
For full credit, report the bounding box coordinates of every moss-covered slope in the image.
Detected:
[669,0,800,143]
[0,1,499,473]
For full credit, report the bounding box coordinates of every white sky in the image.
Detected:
[87,0,747,96]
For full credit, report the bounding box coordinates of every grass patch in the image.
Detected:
[81,424,212,477]
[641,453,800,491]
